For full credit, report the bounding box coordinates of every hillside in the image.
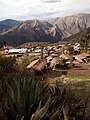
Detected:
[60,27,90,44]
[48,13,90,38]
[0,20,61,45]
[0,19,19,32]
[0,13,90,45]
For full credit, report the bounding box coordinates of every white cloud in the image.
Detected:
[41,0,61,3]
[0,0,90,20]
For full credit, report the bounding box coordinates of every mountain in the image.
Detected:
[0,19,19,32]
[0,13,90,45]
[48,13,90,38]
[60,27,90,44]
[0,19,61,45]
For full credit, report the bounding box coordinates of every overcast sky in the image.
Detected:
[0,0,90,20]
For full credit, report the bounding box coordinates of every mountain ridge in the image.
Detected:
[0,13,90,45]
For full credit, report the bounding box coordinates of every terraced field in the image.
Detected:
[67,63,90,77]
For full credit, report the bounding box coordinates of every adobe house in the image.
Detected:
[74,53,90,63]
[27,58,47,74]
[59,54,70,61]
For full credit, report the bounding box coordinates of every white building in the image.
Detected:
[5,48,27,54]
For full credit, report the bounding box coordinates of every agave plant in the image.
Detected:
[0,77,8,120]
[2,74,88,120]
[5,75,66,120]
[5,75,49,120]
[30,97,62,120]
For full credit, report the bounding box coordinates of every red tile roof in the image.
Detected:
[60,54,69,60]
[75,53,90,60]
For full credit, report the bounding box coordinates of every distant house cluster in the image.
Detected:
[0,42,90,72]
[25,43,90,72]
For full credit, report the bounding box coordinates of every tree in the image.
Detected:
[79,29,90,52]
[67,45,74,55]
[0,41,6,49]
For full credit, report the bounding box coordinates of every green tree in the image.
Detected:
[67,45,74,55]
[79,29,90,52]
[0,41,6,49]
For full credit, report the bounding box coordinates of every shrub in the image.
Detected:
[5,76,49,120]
[0,55,16,75]
[58,58,68,69]
[68,62,74,69]
[0,74,88,120]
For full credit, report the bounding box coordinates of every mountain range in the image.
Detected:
[0,13,90,45]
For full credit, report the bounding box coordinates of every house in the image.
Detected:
[27,58,47,72]
[34,49,41,53]
[5,48,27,54]
[46,56,53,63]
[59,54,69,60]
[27,59,39,69]
[49,57,59,69]
[74,53,90,63]
[75,43,80,47]
[51,53,58,57]
[73,44,80,54]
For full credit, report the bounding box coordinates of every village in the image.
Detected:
[0,42,90,120]
[0,42,90,77]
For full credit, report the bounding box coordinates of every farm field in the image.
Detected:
[67,63,90,77]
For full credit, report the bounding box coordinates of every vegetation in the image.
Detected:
[58,58,68,69]
[0,55,16,76]
[67,75,90,81]
[57,58,74,70]
[67,45,74,55]
[0,41,6,49]
[0,52,89,120]
[0,74,88,120]
[6,76,49,120]
[18,53,30,72]
[79,28,90,52]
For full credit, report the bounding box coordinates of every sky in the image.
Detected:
[0,0,90,20]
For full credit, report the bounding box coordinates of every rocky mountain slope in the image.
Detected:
[0,13,90,45]
[48,13,90,38]
[0,19,61,45]
[0,19,19,32]
[59,27,90,44]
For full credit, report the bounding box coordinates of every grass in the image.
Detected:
[47,70,62,78]
[66,75,90,81]
[28,42,49,46]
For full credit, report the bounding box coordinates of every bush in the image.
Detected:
[0,55,16,75]
[58,58,68,69]
[68,62,74,69]
[6,76,47,120]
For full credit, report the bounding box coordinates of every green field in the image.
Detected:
[66,75,90,81]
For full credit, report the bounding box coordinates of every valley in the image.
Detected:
[0,13,90,120]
